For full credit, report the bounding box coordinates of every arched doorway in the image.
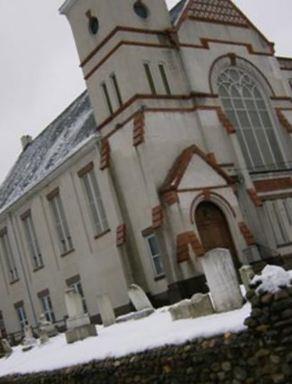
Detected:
[196,201,240,268]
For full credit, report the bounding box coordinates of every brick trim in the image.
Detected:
[254,178,292,193]
[100,140,111,170]
[247,188,263,207]
[152,206,164,229]
[161,190,179,206]
[37,289,50,299]
[116,224,127,247]
[238,222,256,246]
[77,162,94,178]
[66,274,81,287]
[276,109,292,134]
[133,111,145,147]
[176,231,205,263]
[46,187,60,201]
[20,209,31,221]
[217,108,236,134]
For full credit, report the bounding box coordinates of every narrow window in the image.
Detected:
[22,212,43,270]
[15,303,28,330]
[159,64,171,95]
[264,200,290,246]
[48,191,73,255]
[101,82,114,115]
[0,311,7,338]
[0,229,18,283]
[79,164,108,236]
[67,277,88,313]
[144,63,156,95]
[145,233,164,277]
[110,73,123,108]
[39,292,55,323]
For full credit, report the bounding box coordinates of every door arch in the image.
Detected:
[195,201,240,268]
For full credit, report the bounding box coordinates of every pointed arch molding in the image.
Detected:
[189,190,236,225]
[208,54,275,97]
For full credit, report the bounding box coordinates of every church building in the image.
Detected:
[0,0,292,337]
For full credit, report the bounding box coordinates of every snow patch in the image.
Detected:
[0,304,250,377]
[252,265,292,294]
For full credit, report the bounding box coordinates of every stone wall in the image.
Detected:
[0,278,291,383]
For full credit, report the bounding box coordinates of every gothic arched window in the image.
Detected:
[218,67,285,171]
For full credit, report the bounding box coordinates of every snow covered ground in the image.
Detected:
[0,303,251,377]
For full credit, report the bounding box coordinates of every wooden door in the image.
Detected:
[196,202,240,268]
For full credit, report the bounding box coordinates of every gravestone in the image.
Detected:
[97,294,116,327]
[169,293,214,321]
[65,288,97,344]
[201,248,243,312]
[1,339,12,358]
[239,265,255,292]
[22,325,37,352]
[39,314,58,339]
[128,284,154,312]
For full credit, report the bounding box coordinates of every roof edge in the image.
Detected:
[59,0,78,15]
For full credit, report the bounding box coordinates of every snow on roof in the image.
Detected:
[252,265,292,294]
[0,91,97,214]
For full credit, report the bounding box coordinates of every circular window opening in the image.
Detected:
[133,1,149,19]
[88,16,99,35]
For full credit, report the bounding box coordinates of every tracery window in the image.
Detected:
[218,67,285,171]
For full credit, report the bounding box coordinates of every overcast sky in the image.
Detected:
[0,0,291,184]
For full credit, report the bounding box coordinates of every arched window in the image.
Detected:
[218,67,285,171]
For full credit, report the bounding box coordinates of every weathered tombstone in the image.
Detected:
[239,265,255,293]
[201,248,243,312]
[128,284,154,312]
[65,288,97,344]
[22,325,37,352]
[169,293,214,321]
[97,294,116,327]
[1,339,12,358]
[39,314,58,340]
[190,293,214,317]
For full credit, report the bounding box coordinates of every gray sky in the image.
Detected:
[0,0,291,184]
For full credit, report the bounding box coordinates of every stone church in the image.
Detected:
[0,0,292,337]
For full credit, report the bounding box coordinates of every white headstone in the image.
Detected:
[97,294,116,327]
[64,288,97,344]
[22,325,37,352]
[128,284,154,311]
[39,314,58,338]
[239,265,255,292]
[201,248,243,312]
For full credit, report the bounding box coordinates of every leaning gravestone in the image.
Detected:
[169,293,214,321]
[201,248,243,312]
[239,265,255,293]
[65,288,97,344]
[39,313,58,339]
[128,284,154,312]
[97,294,116,327]
[1,339,12,358]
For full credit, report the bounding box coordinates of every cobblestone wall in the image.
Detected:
[0,285,291,383]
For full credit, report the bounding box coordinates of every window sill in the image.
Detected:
[9,279,20,286]
[60,249,75,258]
[94,229,111,240]
[33,265,45,273]
[277,242,292,249]
[154,274,166,282]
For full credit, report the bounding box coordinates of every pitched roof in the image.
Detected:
[0,91,97,214]
[169,0,187,24]
[182,0,249,27]
[160,145,233,193]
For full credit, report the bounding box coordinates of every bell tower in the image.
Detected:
[59,0,177,128]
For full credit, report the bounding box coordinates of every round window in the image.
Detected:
[133,1,149,19]
[88,16,99,35]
